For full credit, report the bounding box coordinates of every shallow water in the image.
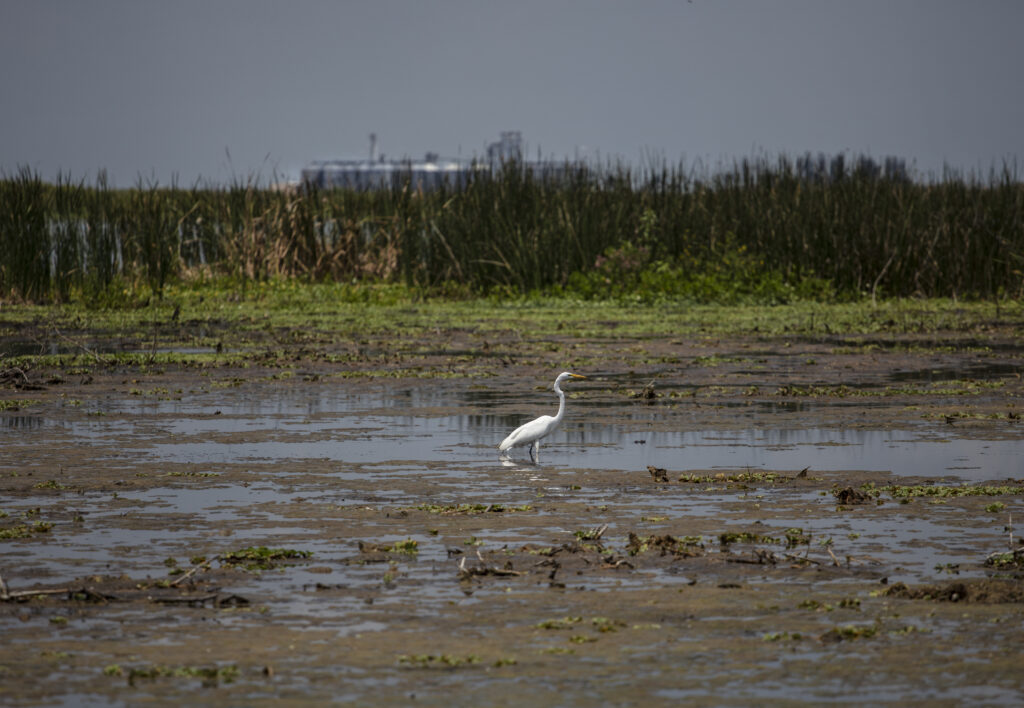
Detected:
[2,375,1022,705]
[3,382,1019,580]
[8,383,1022,481]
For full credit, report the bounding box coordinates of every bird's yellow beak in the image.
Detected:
[569,373,587,379]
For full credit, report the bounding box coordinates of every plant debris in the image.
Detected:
[884,579,1024,603]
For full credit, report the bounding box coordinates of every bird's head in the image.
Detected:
[555,371,586,386]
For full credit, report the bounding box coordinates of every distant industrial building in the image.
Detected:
[301,131,566,190]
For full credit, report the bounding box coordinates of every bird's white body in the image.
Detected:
[499,372,585,461]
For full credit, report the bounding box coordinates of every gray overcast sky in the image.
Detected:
[2,1,1022,186]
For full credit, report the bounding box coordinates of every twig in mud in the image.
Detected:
[647,466,669,483]
[0,573,73,601]
[150,594,219,604]
[457,555,525,580]
[726,549,777,565]
[1,583,74,601]
[150,593,249,608]
[575,524,609,542]
[51,327,108,365]
[985,548,1024,566]
[784,553,820,566]
[13,589,74,599]
[0,574,115,602]
[0,366,30,386]
[844,554,884,566]
[170,554,221,587]
[826,547,842,566]
[633,380,658,401]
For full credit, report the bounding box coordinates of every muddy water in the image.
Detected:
[2,346,1024,706]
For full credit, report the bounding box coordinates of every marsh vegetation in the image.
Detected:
[2,159,1022,305]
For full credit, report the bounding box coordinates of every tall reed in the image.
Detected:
[1,159,1021,302]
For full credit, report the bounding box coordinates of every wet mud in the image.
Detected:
[2,322,1023,705]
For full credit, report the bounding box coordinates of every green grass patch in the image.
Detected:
[985,550,1024,569]
[882,484,1024,499]
[358,539,420,555]
[219,546,312,570]
[719,531,780,546]
[536,616,584,630]
[31,480,68,490]
[716,527,811,549]
[626,533,705,556]
[677,471,789,485]
[0,521,53,540]
[1,290,1020,370]
[777,379,1006,398]
[104,663,239,686]
[384,539,419,555]
[397,654,481,668]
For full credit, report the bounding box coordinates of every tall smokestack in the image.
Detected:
[369,133,377,162]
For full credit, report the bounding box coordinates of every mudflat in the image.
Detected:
[2,300,1023,705]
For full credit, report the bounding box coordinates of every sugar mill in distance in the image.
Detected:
[301,131,567,191]
[301,131,911,190]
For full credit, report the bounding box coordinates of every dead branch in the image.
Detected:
[2,585,73,601]
[826,547,841,566]
[49,326,110,365]
[170,554,222,587]
[457,555,525,580]
[784,553,821,566]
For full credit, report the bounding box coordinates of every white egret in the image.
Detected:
[498,372,586,462]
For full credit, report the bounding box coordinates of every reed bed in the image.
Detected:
[1,159,1021,303]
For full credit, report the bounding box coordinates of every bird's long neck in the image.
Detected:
[552,382,566,424]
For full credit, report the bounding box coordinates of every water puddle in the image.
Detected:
[14,384,1019,480]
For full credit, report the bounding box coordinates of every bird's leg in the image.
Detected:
[530,440,540,463]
